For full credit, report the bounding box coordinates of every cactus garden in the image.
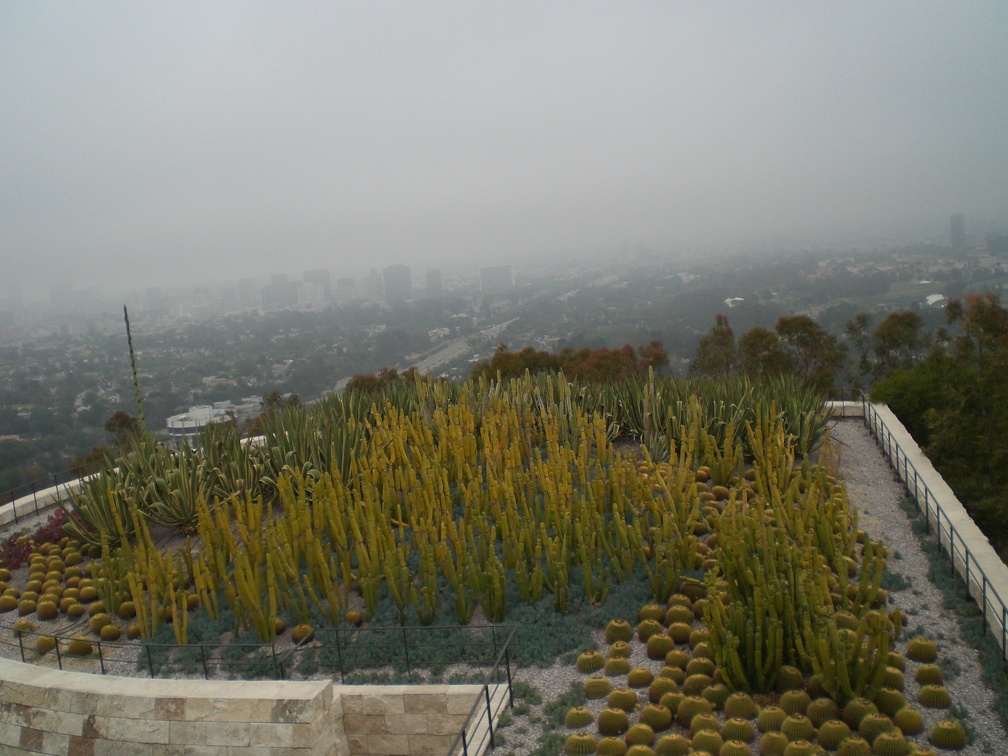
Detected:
[0,371,986,750]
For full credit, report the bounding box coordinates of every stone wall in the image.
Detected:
[0,657,491,756]
[339,685,485,756]
[0,656,343,755]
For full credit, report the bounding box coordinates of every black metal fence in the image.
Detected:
[0,623,517,687]
[446,626,515,756]
[861,394,1008,660]
[1,470,81,528]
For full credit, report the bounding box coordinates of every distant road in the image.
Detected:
[330,319,516,393]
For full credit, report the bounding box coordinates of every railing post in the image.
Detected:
[31,481,38,515]
[401,626,411,680]
[335,628,345,684]
[9,490,17,525]
[146,645,154,677]
[484,684,494,748]
[505,647,513,708]
[54,638,62,670]
[982,575,988,634]
[201,645,209,679]
[97,641,106,674]
[272,644,280,679]
[18,632,25,663]
[461,729,468,756]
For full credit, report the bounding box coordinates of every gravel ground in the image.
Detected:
[496,419,1008,755]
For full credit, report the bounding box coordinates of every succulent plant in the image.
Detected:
[668,621,692,644]
[659,691,684,716]
[857,712,894,744]
[842,697,879,729]
[720,717,756,743]
[625,747,656,756]
[689,712,719,736]
[701,683,729,710]
[35,600,58,621]
[914,664,943,686]
[628,668,655,689]
[871,730,910,756]
[665,605,694,626]
[892,706,925,736]
[906,637,938,663]
[665,649,689,669]
[928,718,967,750]
[606,618,634,643]
[607,688,640,712]
[758,731,788,756]
[88,613,111,634]
[625,723,655,747]
[597,736,629,756]
[99,624,121,641]
[675,696,713,728]
[806,697,839,728]
[880,666,905,691]
[690,729,722,755]
[577,650,605,673]
[648,677,678,704]
[688,628,709,649]
[605,657,632,676]
[779,689,811,716]
[640,604,667,622]
[291,624,314,643]
[639,619,664,642]
[686,656,717,677]
[598,707,630,736]
[781,741,816,756]
[647,634,677,660]
[564,733,598,754]
[720,740,753,756]
[756,705,786,733]
[586,677,614,700]
[838,738,874,756]
[565,707,594,729]
[817,718,852,750]
[67,637,92,656]
[917,685,951,709]
[781,714,815,742]
[874,687,906,719]
[610,640,632,658]
[775,665,804,693]
[682,673,712,697]
[888,651,906,671]
[723,691,758,720]
[36,635,57,653]
[653,733,690,756]
[639,704,673,732]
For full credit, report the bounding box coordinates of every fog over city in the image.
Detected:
[3,2,1007,299]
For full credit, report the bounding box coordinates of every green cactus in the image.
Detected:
[779,689,811,716]
[906,636,938,663]
[758,731,788,756]
[914,664,943,686]
[690,729,723,755]
[874,687,906,717]
[720,717,756,743]
[857,712,894,744]
[597,737,629,756]
[564,707,594,729]
[892,706,925,736]
[756,705,786,733]
[723,691,758,719]
[648,677,678,704]
[607,688,640,712]
[639,704,672,732]
[816,719,852,750]
[598,707,630,736]
[607,618,634,643]
[836,736,872,756]
[871,730,909,756]
[628,667,655,689]
[781,713,815,742]
[653,733,690,756]
[564,733,598,754]
[928,718,968,749]
[625,723,655,746]
[576,650,605,673]
[917,684,951,709]
[605,657,631,676]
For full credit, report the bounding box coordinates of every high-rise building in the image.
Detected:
[333,276,356,303]
[364,269,384,301]
[479,264,515,293]
[302,269,332,302]
[382,264,412,304]
[426,268,443,297]
[951,213,966,250]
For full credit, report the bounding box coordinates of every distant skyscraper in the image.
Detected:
[238,278,260,308]
[334,276,356,303]
[426,268,443,297]
[364,269,384,301]
[479,264,515,293]
[382,264,412,304]
[303,268,332,302]
[951,213,966,250]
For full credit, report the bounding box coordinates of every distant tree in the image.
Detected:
[774,315,845,393]
[104,410,140,448]
[843,311,873,387]
[736,327,790,379]
[690,315,736,377]
[871,310,928,377]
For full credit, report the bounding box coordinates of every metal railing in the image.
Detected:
[1,470,83,528]
[1,623,517,687]
[861,393,1008,659]
[447,626,515,756]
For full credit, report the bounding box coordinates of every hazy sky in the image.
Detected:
[3,3,1007,295]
